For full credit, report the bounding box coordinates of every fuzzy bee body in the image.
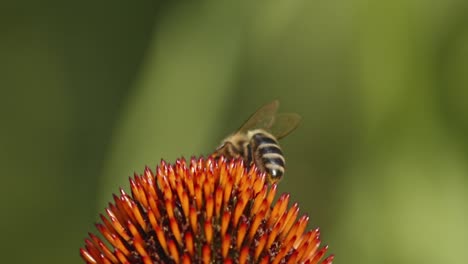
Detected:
[213,100,301,183]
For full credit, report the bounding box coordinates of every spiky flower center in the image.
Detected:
[80,157,333,264]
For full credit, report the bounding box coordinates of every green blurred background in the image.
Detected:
[1,1,468,263]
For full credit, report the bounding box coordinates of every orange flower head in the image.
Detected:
[80,157,334,264]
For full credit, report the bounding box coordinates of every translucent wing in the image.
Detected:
[269,113,302,139]
[237,100,280,133]
[237,100,301,139]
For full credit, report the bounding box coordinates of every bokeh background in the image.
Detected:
[1,1,468,263]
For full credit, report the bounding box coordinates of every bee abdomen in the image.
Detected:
[250,132,286,180]
[261,149,285,179]
[259,144,285,165]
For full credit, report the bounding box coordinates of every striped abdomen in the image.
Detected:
[248,130,285,182]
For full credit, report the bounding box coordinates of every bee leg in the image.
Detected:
[244,142,253,165]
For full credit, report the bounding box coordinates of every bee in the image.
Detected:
[212,100,301,183]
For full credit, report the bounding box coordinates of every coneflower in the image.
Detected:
[80,157,334,264]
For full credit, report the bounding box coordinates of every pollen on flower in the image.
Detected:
[80,157,334,264]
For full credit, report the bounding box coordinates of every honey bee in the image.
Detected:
[212,100,301,183]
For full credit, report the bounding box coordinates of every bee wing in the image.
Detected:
[237,100,280,133]
[269,113,302,139]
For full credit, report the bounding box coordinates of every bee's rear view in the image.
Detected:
[212,100,301,184]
